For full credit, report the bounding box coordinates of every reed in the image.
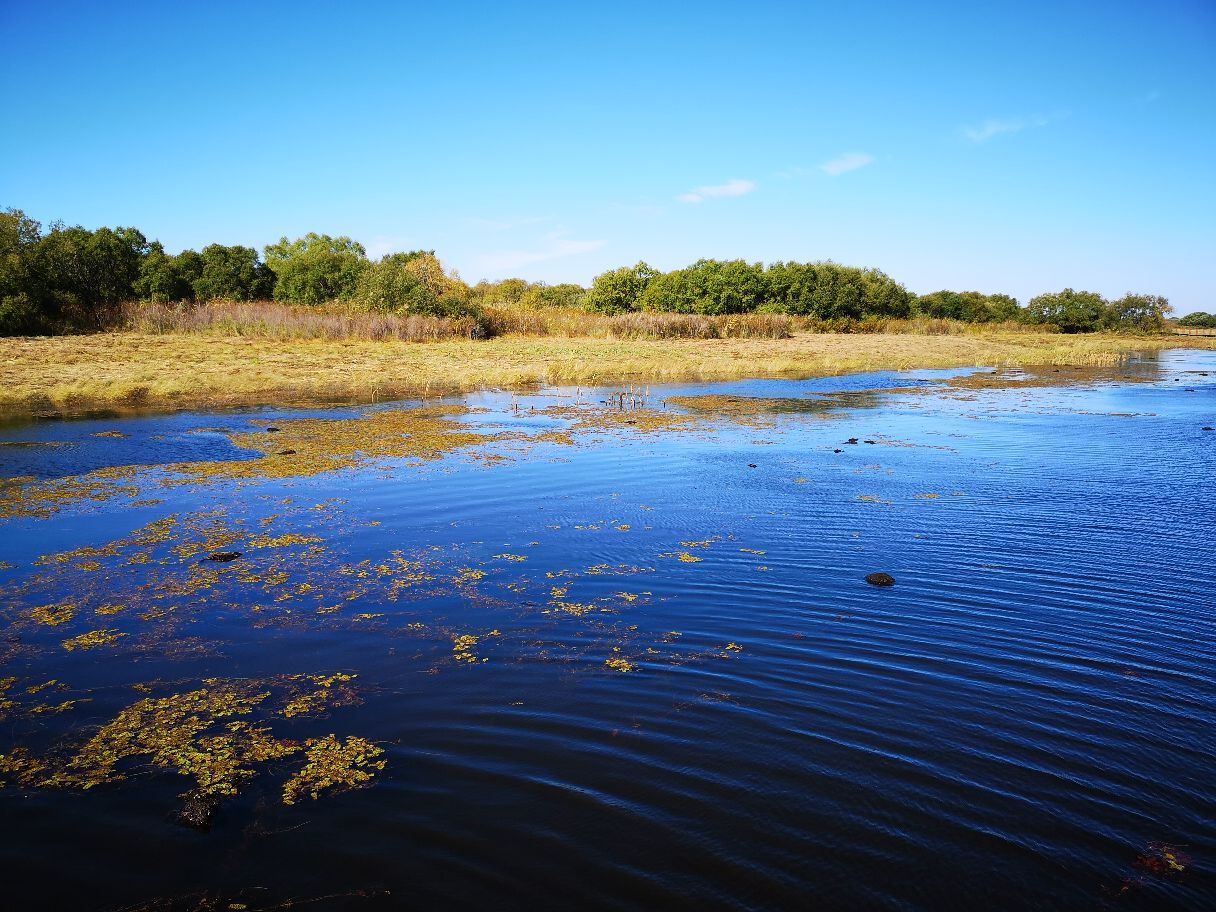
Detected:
[121,300,482,342]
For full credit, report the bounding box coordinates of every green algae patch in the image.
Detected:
[282,735,386,805]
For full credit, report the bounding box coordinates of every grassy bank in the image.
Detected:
[2,329,1211,419]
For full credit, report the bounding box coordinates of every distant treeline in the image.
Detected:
[1,208,1174,336]
[1178,311,1216,328]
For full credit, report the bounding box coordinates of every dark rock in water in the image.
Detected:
[265,426,281,432]
[844,438,858,445]
[206,550,242,562]
[863,440,876,444]
[176,790,219,830]
[833,449,843,453]
[1203,426,1214,431]
[277,449,296,455]
[865,572,896,587]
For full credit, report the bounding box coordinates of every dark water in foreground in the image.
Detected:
[1,350,1214,911]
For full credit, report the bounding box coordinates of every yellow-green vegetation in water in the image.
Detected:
[9,676,385,813]
[47,680,286,794]
[61,628,126,651]
[281,673,358,718]
[282,735,386,805]
[452,633,480,663]
[182,406,505,482]
[30,601,76,626]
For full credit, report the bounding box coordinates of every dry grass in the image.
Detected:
[1,330,1211,417]
[483,307,794,339]
[122,300,483,341]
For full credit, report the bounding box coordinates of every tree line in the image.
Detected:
[1,207,1175,335]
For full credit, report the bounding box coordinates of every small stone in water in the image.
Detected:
[865,572,896,587]
[206,551,242,562]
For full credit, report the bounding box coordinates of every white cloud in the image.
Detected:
[478,235,606,272]
[819,153,875,176]
[676,178,756,203]
[961,114,1051,143]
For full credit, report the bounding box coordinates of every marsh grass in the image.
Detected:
[123,299,484,342]
[2,327,1211,417]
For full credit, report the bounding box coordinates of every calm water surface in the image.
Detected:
[1,350,1214,911]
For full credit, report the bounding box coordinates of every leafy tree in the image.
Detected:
[353,252,476,318]
[639,259,768,315]
[1026,288,1107,333]
[1104,293,1171,332]
[33,224,148,328]
[915,290,1022,322]
[262,234,367,304]
[489,278,530,306]
[1,208,45,333]
[584,262,658,313]
[517,282,585,309]
[1178,311,1216,328]
[135,242,195,302]
[193,244,274,300]
[352,257,437,314]
[765,262,911,319]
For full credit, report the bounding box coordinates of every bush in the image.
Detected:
[263,234,368,305]
[584,262,657,313]
[1026,288,1108,333]
[1178,311,1216,328]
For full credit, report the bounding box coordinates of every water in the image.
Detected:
[1,349,1213,911]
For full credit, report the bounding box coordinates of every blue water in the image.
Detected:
[1,349,1213,910]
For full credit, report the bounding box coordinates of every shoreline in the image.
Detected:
[1,330,1212,420]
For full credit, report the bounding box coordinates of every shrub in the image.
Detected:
[263,234,368,305]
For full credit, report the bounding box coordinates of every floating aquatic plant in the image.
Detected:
[282,735,386,805]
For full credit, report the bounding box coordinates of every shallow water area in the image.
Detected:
[1,349,1214,911]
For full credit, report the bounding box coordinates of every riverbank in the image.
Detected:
[2,330,1212,418]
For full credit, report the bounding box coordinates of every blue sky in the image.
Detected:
[3,1,1214,312]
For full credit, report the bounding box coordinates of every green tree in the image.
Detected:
[914,290,1022,322]
[193,244,274,300]
[584,262,658,313]
[639,259,768,315]
[352,257,438,314]
[33,224,148,328]
[135,242,195,302]
[1026,288,1107,333]
[1104,293,1171,332]
[262,234,367,304]
[517,282,585,309]
[0,208,45,334]
[1178,311,1216,328]
[352,252,476,319]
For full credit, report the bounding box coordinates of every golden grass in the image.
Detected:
[1,330,1212,417]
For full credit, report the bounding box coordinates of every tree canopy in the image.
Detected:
[0,206,1183,337]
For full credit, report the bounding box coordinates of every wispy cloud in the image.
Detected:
[961,114,1052,143]
[819,153,875,176]
[478,235,606,272]
[676,178,756,203]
